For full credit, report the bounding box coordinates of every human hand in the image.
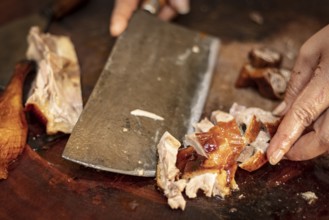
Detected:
[267,24,329,165]
[110,0,190,37]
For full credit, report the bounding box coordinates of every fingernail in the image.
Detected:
[272,101,287,116]
[110,20,126,37]
[175,0,190,14]
[269,149,285,165]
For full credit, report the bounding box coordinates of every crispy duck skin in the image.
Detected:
[248,47,282,68]
[157,104,281,209]
[197,121,245,170]
[230,103,281,172]
[235,48,291,100]
[179,121,244,175]
[178,120,245,198]
[235,64,258,88]
[0,61,33,179]
[236,65,289,100]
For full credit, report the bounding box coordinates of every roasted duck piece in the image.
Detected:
[235,47,291,100]
[156,103,281,210]
[182,118,245,198]
[248,47,282,68]
[230,103,280,171]
[0,61,33,179]
[25,26,83,135]
[156,132,187,210]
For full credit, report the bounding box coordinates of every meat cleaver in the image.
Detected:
[62,8,220,177]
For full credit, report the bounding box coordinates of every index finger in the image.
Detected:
[110,0,139,36]
[267,64,329,164]
[273,29,324,116]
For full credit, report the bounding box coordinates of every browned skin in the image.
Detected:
[248,48,282,68]
[236,48,288,100]
[198,121,245,170]
[235,64,257,88]
[0,61,32,179]
[244,115,262,144]
[236,66,281,100]
[239,118,281,172]
[253,70,281,100]
[176,146,202,175]
[177,116,281,175]
[177,120,245,188]
[239,151,268,172]
[25,104,48,127]
[263,119,281,138]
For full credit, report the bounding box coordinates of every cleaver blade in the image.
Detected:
[62,10,220,177]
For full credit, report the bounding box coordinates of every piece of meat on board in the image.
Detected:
[230,103,281,172]
[156,131,187,210]
[235,47,291,100]
[0,61,33,179]
[180,119,245,198]
[156,103,281,210]
[248,47,282,68]
[25,26,83,135]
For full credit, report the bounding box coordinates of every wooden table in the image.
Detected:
[0,0,328,219]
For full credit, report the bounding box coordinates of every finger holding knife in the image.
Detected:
[110,0,190,37]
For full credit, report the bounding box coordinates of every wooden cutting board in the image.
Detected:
[0,0,328,219]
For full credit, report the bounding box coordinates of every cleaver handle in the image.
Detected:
[141,0,166,14]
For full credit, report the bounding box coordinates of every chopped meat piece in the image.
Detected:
[156,132,181,187]
[242,115,262,144]
[230,103,279,125]
[185,172,217,198]
[156,131,186,210]
[248,47,282,68]
[228,103,247,115]
[164,179,187,210]
[238,148,267,172]
[176,146,200,175]
[230,103,280,172]
[25,26,83,134]
[157,132,181,188]
[0,61,33,179]
[236,65,290,100]
[238,131,270,172]
[184,133,208,157]
[181,120,245,198]
[177,148,235,198]
[235,64,259,88]
[280,68,292,82]
[250,130,271,152]
[253,68,288,100]
[235,47,291,100]
[156,103,281,210]
[193,117,214,133]
[230,103,280,139]
[210,110,234,124]
[237,145,254,162]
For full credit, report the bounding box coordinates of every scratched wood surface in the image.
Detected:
[0,0,329,219]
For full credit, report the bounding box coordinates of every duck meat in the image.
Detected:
[25,26,83,135]
[0,61,33,179]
